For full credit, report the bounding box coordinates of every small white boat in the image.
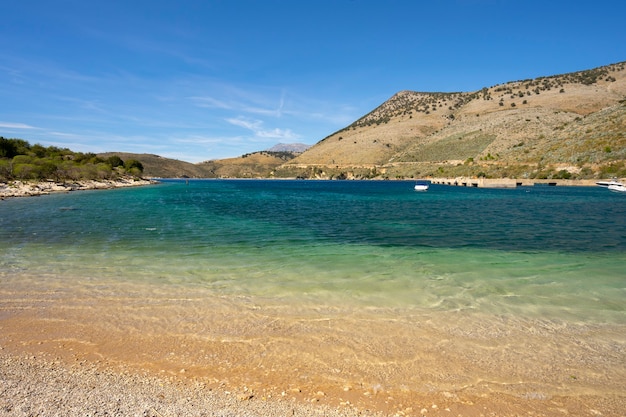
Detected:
[596,179,623,187]
[414,182,429,191]
[608,183,626,193]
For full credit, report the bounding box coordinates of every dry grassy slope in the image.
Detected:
[198,152,295,178]
[288,92,449,166]
[282,61,626,178]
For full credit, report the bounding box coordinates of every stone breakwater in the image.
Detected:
[0,178,155,199]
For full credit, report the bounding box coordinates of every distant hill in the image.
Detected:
[266,143,310,153]
[97,152,211,178]
[275,61,626,180]
[197,151,299,178]
[97,150,300,178]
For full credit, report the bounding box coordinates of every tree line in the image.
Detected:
[0,137,144,182]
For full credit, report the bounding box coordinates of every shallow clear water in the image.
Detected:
[2,179,625,323]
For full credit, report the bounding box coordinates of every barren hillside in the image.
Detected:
[276,61,626,180]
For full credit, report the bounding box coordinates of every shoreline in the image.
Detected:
[5,176,615,196]
[0,178,156,199]
[2,278,624,417]
[149,176,614,188]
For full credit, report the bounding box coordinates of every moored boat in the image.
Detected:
[414,181,430,191]
[596,179,623,187]
[608,183,626,193]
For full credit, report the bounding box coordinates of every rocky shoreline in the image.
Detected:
[0,178,156,199]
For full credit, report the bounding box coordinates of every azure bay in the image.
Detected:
[1,180,625,413]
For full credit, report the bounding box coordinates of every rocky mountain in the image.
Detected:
[275,61,626,180]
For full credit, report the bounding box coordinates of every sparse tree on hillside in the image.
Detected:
[0,137,19,158]
[107,155,124,168]
[124,159,144,177]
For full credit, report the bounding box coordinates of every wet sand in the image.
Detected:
[1,278,625,416]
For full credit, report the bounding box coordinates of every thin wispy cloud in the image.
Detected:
[189,96,233,110]
[185,80,354,130]
[48,131,81,138]
[226,117,262,131]
[187,84,286,118]
[256,127,298,140]
[3,55,102,85]
[0,63,27,85]
[174,134,245,146]
[226,117,299,140]
[54,96,108,113]
[0,122,37,129]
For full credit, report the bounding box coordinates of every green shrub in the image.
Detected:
[12,155,34,165]
[554,169,572,179]
[124,159,144,172]
[13,163,39,179]
[107,155,125,168]
[0,137,19,158]
[0,136,145,182]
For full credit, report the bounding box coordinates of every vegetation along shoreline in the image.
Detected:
[1,136,155,199]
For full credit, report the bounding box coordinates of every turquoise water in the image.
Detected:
[2,179,625,323]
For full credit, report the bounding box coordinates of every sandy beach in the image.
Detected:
[1,279,624,417]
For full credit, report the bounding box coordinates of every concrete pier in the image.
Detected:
[428,177,600,188]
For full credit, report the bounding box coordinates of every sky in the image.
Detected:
[1,0,625,163]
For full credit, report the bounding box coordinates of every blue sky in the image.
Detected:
[1,0,625,162]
